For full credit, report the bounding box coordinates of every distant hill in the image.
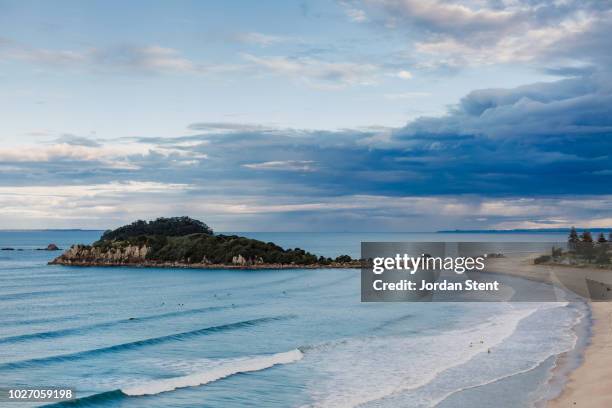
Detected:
[438,228,611,233]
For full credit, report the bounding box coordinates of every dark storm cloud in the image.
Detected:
[2,70,611,199]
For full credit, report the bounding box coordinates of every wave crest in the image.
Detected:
[122,349,303,396]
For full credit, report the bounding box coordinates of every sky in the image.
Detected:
[0,0,611,231]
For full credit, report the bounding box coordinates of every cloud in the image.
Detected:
[0,37,87,65]
[383,92,430,99]
[0,36,399,89]
[399,74,612,139]
[188,122,276,133]
[1,69,611,229]
[243,53,381,87]
[414,15,594,67]
[52,134,101,147]
[396,70,412,79]
[349,0,610,68]
[371,0,520,33]
[91,45,200,74]
[0,137,208,173]
[0,37,387,87]
[243,160,316,172]
[0,143,140,165]
[0,181,191,197]
[5,70,611,202]
[233,32,291,46]
[340,1,368,22]
[0,40,239,75]
[0,181,609,230]
[0,181,192,228]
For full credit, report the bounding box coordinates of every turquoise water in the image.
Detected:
[0,231,586,407]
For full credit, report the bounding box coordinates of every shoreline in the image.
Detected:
[47,260,362,270]
[486,255,612,407]
[547,302,612,407]
[536,300,591,407]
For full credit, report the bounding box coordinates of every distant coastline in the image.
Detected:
[438,228,611,233]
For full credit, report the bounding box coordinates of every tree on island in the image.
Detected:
[597,233,608,243]
[334,255,353,263]
[100,216,213,242]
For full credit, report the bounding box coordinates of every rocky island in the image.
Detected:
[49,217,361,269]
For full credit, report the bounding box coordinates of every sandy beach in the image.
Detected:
[486,256,612,407]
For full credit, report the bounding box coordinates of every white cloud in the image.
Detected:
[0,181,193,227]
[383,91,430,99]
[234,32,290,46]
[0,181,191,198]
[0,40,240,75]
[243,54,380,87]
[347,8,367,22]
[414,14,595,67]
[0,185,610,230]
[478,199,544,217]
[115,45,197,73]
[0,139,206,169]
[396,70,413,79]
[181,195,612,234]
[188,122,276,133]
[340,0,368,22]
[355,0,605,68]
[0,142,146,168]
[373,0,519,32]
[243,160,316,172]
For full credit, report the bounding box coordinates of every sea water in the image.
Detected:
[0,231,586,407]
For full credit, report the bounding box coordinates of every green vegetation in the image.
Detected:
[540,226,612,267]
[569,227,610,264]
[534,255,551,264]
[99,217,213,242]
[92,217,355,266]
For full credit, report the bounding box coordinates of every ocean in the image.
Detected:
[0,231,587,407]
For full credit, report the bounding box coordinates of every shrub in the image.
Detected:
[335,255,353,263]
[534,255,551,264]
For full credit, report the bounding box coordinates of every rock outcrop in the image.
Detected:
[231,254,264,266]
[36,243,61,251]
[50,244,150,265]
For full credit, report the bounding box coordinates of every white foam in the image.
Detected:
[302,305,540,408]
[122,349,303,396]
[401,302,584,408]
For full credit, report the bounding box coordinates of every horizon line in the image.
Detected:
[0,228,609,233]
